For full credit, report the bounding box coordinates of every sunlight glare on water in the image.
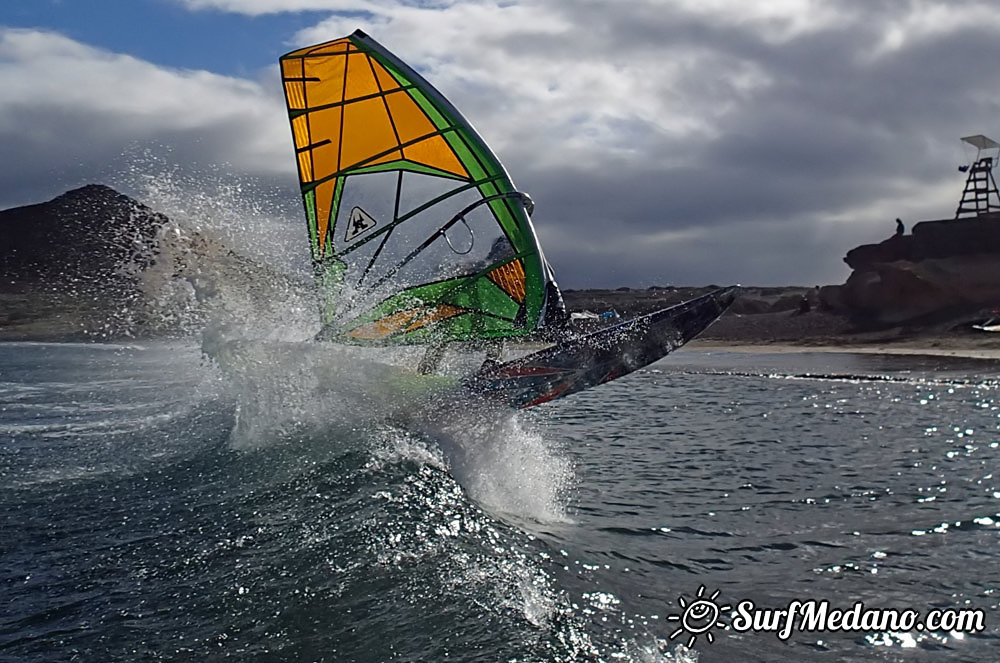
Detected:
[4,342,1000,661]
[4,156,1000,663]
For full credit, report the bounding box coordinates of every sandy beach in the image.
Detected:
[689,309,1000,361]
[689,338,1000,361]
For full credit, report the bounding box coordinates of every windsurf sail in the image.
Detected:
[280,30,564,345]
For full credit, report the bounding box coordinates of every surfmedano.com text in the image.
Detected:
[730,599,986,641]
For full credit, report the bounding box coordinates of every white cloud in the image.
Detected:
[7,0,1000,286]
[870,0,1000,58]
[670,0,854,43]
[176,0,411,16]
[0,28,290,206]
[292,1,775,174]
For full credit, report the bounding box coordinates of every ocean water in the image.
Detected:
[2,341,999,662]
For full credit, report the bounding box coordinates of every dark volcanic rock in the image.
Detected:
[0,184,166,285]
[0,185,168,339]
[831,214,1000,325]
[844,212,1000,270]
[1,185,314,341]
[844,235,913,270]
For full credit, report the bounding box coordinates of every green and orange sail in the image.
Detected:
[280,30,563,345]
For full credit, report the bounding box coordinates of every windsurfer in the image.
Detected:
[418,335,503,374]
[417,339,448,374]
[283,33,570,372]
[418,236,513,374]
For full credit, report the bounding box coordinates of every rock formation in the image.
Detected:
[0,185,310,340]
[821,213,1000,325]
[0,185,168,338]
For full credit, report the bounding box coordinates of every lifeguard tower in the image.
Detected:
[956,134,1000,218]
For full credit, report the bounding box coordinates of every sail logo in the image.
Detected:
[345,206,378,241]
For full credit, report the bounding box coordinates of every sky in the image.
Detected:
[2,0,1000,288]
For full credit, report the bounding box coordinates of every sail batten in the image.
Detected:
[280,30,563,345]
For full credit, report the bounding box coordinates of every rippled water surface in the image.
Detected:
[2,342,999,662]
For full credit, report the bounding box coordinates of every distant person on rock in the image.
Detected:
[895,218,905,236]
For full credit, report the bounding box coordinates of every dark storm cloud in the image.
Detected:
[6,2,1000,287]
[480,0,1000,285]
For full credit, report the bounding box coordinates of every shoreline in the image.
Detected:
[688,338,1000,361]
[3,335,999,362]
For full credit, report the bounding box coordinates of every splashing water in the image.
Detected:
[112,155,577,522]
[112,149,317,341]
[207,328,574,524]
[56,157,712,662]
[417,407,575,524]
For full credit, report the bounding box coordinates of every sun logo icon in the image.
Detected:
[666,585,730,647]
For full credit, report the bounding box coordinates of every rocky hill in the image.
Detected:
[4,185,1000,350]
[820,214,1000,326]
[0,185,167,339]
[0,185,309,341]
[1,184,164,283]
